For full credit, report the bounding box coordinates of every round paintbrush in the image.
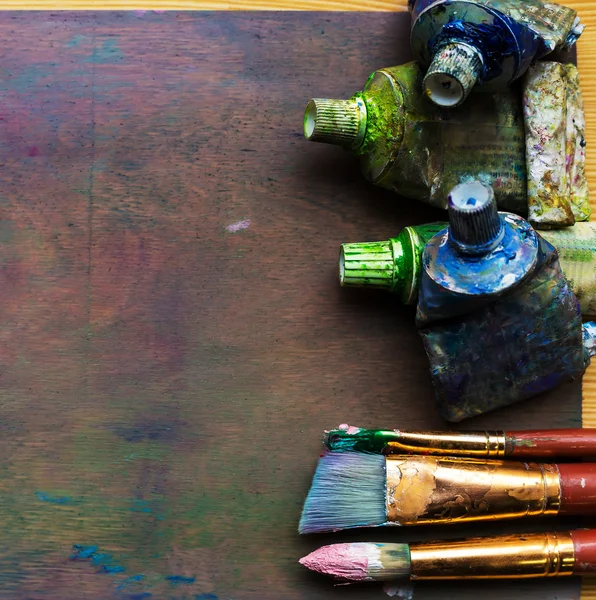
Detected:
[300,530,596,581]
[325,425,596,458]
[298,452,596,534]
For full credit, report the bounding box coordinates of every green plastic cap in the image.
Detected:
[339,240,398,290]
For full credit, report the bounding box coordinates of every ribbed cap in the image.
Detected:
[584,322,596,358]
[304,97,367,148]
[339,240,397,290]
[423,42,483,108]
[447,181,503,254]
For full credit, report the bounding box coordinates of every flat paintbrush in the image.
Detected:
[325,424,596,458]
[300,530,596,582]
[299,452,596,534]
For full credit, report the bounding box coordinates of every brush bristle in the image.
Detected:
[299,543,411,582]
[298,452,386,534]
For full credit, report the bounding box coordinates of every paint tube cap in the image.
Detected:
[448,181,503,254]
[423,42,483,108]
[304,97,367,149]
[583,322,596,358]
[339,240,399,290]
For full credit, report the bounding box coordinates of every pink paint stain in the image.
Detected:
[134,9,165,15]
[226,219,251,233]
[299,544,369,581]
[28,146,39,157]
[338,423,361,435]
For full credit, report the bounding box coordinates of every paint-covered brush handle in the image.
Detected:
[325,427,596,458]
[506,429,596,458]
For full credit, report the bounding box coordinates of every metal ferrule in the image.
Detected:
[385,430,506,457]
[385,455,561,525]
[410,532,575,579]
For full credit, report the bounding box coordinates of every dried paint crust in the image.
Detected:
[523,62,590,229]
[417,237,587,422]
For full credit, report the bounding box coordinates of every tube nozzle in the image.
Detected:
[304,97,367,148]
[424,42,483,108]
[339,240,398,290]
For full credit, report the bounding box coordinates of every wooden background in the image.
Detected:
[0,7,593,600]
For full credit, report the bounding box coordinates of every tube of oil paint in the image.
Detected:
[416,181,588,422]
[409,0,583,107]
[304,61,527,213]
[523,62,590,229]
[341,222,596,317]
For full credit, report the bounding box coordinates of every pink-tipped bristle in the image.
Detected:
[299,543,371,581]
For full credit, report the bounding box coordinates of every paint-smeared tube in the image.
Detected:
[409,0,583,107]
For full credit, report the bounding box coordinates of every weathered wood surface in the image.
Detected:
[0,11,584,599]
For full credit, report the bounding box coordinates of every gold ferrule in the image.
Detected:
[385,430,506,458]
[385,455,561,525]
[410,532,575,579]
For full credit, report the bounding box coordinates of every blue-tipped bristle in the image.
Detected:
[299,452,386,534]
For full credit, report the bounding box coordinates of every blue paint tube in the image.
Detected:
[416,181,589,421]
[409,0,583,107]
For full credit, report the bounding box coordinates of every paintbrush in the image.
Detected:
[298,452,596,534]
[300,530,596,582]
[325,424,596,458]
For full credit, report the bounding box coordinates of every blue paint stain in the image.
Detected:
[127,594,152,600]
[166,575,196,585]
[116,575,145,589]
[85,39,125,64]
[195,594,218,600]
[67,34,89,48]
[130,499,152,513]
[69,544,125,574]
[36,491,72,505]
[70,545,98,560]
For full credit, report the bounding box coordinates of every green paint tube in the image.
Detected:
[305,61,589,227]
[304,61,526,212]
[342,221,596,316]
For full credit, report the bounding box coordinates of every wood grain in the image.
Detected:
[0,9,591,600]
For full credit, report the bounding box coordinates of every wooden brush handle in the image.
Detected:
[506,429,596,458]
[571,530,596,573]
[558,463,596,515]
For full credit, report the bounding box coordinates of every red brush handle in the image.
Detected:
[571,530,596,573]
[506,429,596,458]
[558,463,596,515]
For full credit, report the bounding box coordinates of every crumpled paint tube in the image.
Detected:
[304,61,587,221]
[416,181,588,421]
[409,0,583,107]
[303,61,527,212]
[523,62,590,229]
